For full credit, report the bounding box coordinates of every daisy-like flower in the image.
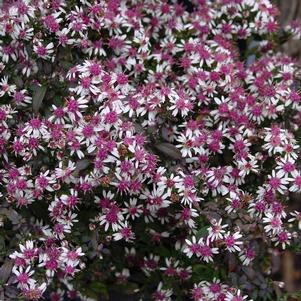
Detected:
[10,240,38,262]
[267,170,289,194]
[157,173,181,195]
[190,282,206,301]
[12,266,35,289]
[275,157,296,177]
[206,278,227,299]
[175,207,199,228]
[23,118,48,139]
[168,93,194,117]
[272,230,292,249]
[56,28,75,46]
[183,236,218,261]
[48,105,67,124]
[263,212,283,235]
[224,231,243,253]
[33,41,55,60]
[13,90,32,106]
[140,186,170,212]
[60,189,79,209]
[160,258,179,277]
[142,253,160,276]
[177,265,192,281]
[0,76,16,97]
[12,23,34,41]
[122,198,143,220]
[206,167,230,196]
[99,203,124,232]
[54,161,76,184]
[22,282,47,300]
[65,96,89,122]
[183,236,200,258]
[176,133,194,158]
[208,219,228,241]
[197,238,219,263]
[113,222,135,242]
[70,74,100,96]
[61,247,84,266]
[239,247,256,266]
[237,155,259,177]
[35,170,56,192]
[262,135,283,155]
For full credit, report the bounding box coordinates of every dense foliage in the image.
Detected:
[0,0,301,300]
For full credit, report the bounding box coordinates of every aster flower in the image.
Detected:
[263,212,283,235]
[208,219,228,241]
[113,222,135,242]
[272,230,292,249]
[239,247,256,266]
[12,266,35,289]
[224,231,243,253]
[122,198,143,220]
[22,282,47,300]
[33,41,55,60]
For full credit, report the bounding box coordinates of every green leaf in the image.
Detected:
[13,76,24,88]
[89,282,109,299]
[0,260,13,284]
[155,143,182,160]
[0,235,5,251]
[32,85,47,114]
[74,159,91,175]
[0,208,20,225]
[196,225,208,238]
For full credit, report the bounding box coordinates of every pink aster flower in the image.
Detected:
[224,231,243,253]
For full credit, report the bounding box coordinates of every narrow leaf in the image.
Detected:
[155,143,182,160]
[0,260,13,283]
[32,85,47,113]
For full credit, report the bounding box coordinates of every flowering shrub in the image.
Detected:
[1,0,301,300]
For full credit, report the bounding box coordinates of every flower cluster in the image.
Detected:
[191,279,250,301]
[0,0,301,300]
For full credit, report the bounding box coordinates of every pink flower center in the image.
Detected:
[30,118,42,129]
[117,73,128,85]
[278,231,288,242]
[14,91,25,103]
[81,77,91,89]
[82,124,94,137]
[199,245,212,258]
[210,283,221,294]
[269,177,280,189]
[106,209,119,223]
[17,272,29,283]
[36,46,47,56]
[67,251,78,261]
[45,259,58,270]
[225,236,235,247]
[105,111,118,123]
[295,176,301,187]
[271,217,281,228]
[38,176,48,189]
[54,107,65,118]
[67,100,78,112]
